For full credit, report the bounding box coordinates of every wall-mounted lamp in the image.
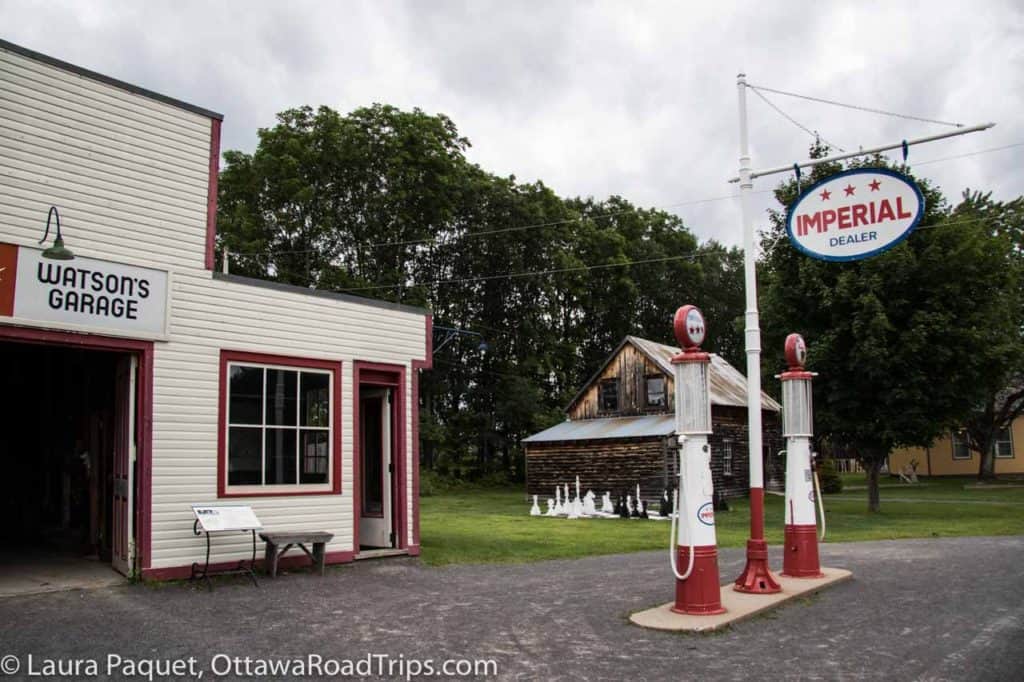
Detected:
[39,206,75,260]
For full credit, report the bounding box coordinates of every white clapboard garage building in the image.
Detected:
[0,39,432,583]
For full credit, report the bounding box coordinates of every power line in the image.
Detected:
[910,141,1024,167]
[229,191,754,257]
[748,86,846,152]
[338,251,708,293]
[745,83,964,128]
[224,140,1022,263]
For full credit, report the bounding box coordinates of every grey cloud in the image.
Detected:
[1,0,1021,247]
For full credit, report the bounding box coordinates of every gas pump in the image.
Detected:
[778,333,824,578]
[668,305,725,615]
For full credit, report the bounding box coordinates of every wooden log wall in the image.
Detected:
[568,343,673,420]
[525,437,672,503]
[525,406,784,503]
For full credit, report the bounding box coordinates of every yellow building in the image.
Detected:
[888,416,1023,476]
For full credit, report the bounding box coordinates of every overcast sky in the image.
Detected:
[3,0,1022,246]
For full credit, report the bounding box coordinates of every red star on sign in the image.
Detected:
[819,189,831,201]
[844,184,856,196]
[869,179,881,191]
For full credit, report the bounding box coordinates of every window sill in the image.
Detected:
[220,485,338,498]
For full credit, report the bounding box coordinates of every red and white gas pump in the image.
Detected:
[779,333,824,578]
[669,305,725,615]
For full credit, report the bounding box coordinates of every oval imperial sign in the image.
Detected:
[786,168,925,262]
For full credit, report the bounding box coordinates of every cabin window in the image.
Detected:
[646,375,666,407]
[221,352,339,496]
[722,440,734,476]
[599,379,619,412]
[994,427,1014,458]
[951,431,971,460]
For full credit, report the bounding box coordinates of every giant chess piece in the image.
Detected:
[639,499,649,519]
[554,486,564,515]
[601,491,614,514]
[546,499,556,516]
[660,489,672,518]
[530,494,541,516]
[583,490,597,516]
[617,493,629,519]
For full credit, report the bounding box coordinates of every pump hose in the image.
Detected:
[813,467,826,541]
[669,438,696,581]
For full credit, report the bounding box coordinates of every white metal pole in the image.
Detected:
[733,72,781,594]
[737,74,764,495]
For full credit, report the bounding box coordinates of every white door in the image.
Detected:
[359,388,393,548]
[111,355,136,576]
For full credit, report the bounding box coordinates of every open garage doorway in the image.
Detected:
[0,338,138,595]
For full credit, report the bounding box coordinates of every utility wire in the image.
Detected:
[229,191,757,257]
[337,251,707,293]
[748,86,846,152]
[745,83,964,128]
[226,140,1019,262]
[910,141,1024,167]
[335,215,999,294]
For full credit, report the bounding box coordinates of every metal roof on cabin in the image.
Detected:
[627,335,781,412]
[522,414,676,443]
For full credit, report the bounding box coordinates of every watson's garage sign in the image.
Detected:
[786,168,925,262]
[0,243,168,336]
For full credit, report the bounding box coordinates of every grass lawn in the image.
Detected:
[419,475,1024,566]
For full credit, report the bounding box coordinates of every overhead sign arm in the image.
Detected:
[728,121,995,183]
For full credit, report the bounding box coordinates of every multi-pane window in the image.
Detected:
[646,375,666,408]
[951,431,971,460]
[599,379,619,412]
[993,427,1014,459]
[227,363,332,488]
[722,440,734,476]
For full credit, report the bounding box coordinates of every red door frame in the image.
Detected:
[352,361,406,551]
[0,324,154,573]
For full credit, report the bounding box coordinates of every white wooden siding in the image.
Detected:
[0,45,427,571]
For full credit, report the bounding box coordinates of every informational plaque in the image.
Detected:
[191,505,263,532]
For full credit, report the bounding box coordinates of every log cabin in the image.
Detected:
[523,336,783,505]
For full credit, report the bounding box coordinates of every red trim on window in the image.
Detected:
[204,118,221,271]
[353,361,407,551]
[141,550,355,581]
[217,349,343,498]
[0,324,154,571]
[410,313,432,548]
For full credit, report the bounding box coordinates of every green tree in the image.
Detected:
[951,192,1024,480]
[217,103,745,483]
[760,153,1021,510]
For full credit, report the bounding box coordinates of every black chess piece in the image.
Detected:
[617,492,630,518]
[639,498,649,519]
[660,489,672,517]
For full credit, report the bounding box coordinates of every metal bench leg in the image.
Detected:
[264,540,276,578]
[313,542,326,576]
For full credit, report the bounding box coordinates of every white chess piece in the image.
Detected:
[546,499,556,516]
[626,494,633,516]
[601,492,614,514]
[554,486,564,515]
[530,494,541,516]
[583,490,597,516]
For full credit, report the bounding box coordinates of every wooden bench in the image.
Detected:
[259,531,334,578]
